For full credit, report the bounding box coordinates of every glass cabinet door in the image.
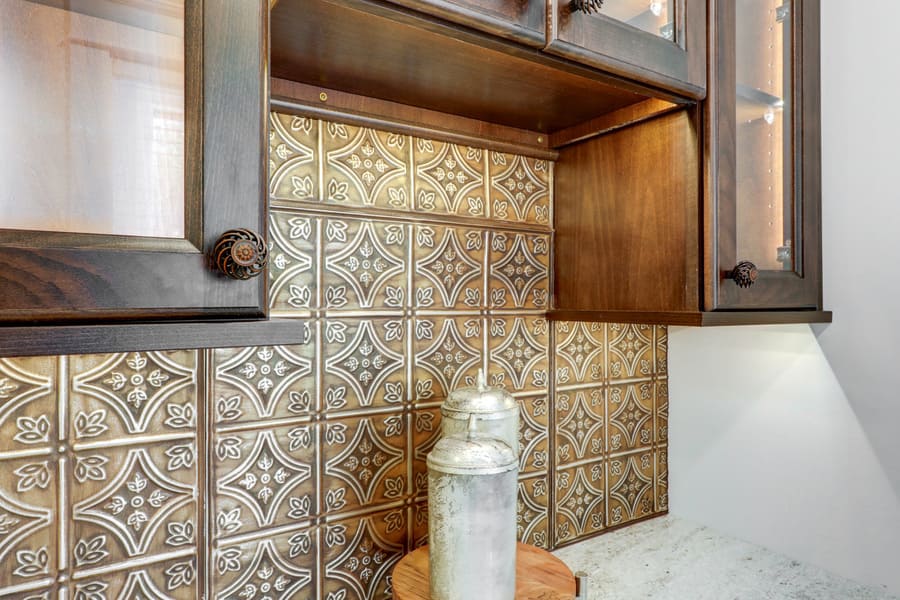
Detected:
[711,0,822,310]
[0,0,269,323]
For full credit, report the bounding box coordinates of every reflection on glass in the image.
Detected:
[735,0,793,271]
[0,0,185,238]
[601,0,676,41]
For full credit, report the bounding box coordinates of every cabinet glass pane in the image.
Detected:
[735,0,793,271]
[602,0,676,41]
[0,0,185,238]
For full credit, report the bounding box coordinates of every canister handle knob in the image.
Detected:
[476,369,487,391]
[466,414,478,440]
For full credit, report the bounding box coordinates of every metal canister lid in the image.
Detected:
[442,370,516,416]
[427,432,517,476]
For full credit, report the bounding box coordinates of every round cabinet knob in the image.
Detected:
[213,228,268,280]
[570,0,604,14]
[730,261,759,288]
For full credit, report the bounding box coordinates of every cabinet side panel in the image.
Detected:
[554,110,699,313]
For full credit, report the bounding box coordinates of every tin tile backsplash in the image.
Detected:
[0,113,667,598]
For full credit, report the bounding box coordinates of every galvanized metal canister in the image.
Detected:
[427,424,518,600]
[441,370,519,457]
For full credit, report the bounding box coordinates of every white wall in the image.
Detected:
[669,0,900,593]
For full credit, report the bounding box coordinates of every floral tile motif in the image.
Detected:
[322,318,406,412]
[213,345,314,424]
[0,357,56,455]
[320,415,407,516]
[70,441,197,567]
[410,501,429,551]
[555,387,605,466]
[656,378,669,445]
[656,447,669,512]
[213,425,315,538]
[74,556,198,600]
[413,138,486,217]
[487,316,550,394]
[412,317,483,404]
[607,450,655,528]
[554,321,605,388]
[518,474,550,549]
[607,324,654,381]
[488,231,550,310]
[413,224,486,310]
[321,509,406,600]
[607,381,654,455]
[655,325,668,376]
[322,218,408,310]
[555,462,605,546]
[411,408,441,498]
[69,351,196,440]
[323,122,410,210]
[269,112,318,202]
[489,151,552,226]
[518,395,550,475]
[269,211,318,313]
[0,455,56,591]
[212,525,317,600]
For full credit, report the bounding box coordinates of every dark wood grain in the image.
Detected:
[709,0,822,310]
[383,0,546,47]
[549,97,682,148]
[270,0,656,134]
[548,310,832,327]
[546,0,707,99]
[0,319,309,358]
[0,0,268,323]
[553,110,700,314]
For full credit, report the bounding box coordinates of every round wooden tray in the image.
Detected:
[392,542,576,600]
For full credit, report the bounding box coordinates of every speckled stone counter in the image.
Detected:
[553,516,898,600]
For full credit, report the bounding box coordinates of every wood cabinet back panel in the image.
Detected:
[384,0,546,46]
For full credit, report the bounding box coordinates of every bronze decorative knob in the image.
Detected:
[213,228,268,280]
[570,0,604,14]
[730,261,758,288]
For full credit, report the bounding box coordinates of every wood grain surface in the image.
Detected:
[392,542,576,600]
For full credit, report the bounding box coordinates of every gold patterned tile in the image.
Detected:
[323,122,410,210]
[607,449,656,528]
[0,455,57,590]
[213,423,315,539]
[269,112,318,202]
[554,321,605,388]
[69,351,197,441]
[411,407,441,498]
[487,315,550,394]
[212,525,317,599]
[656,447,669,512]
[322,318,407,412]
[554,461,605,546]
[0,356,57,455]
[413,138,486,217]
[70,440,197,569]
[412,316,484,404]
[321,508,406,600]
[320,414,407,516]
[413,224,486,310]
[555,387,605,466]
[269,211,318,313]
[655,325,669,376]
[75,556,197,599]
[488,151,552,226]
[321,217,409,310]
[488,231,550,310]
[607,381,654,454]
[518,473,550,549]
[656,378,669,445]
[213,345,315,425]
[410,501,429,551]
[518,394,550,475]
[607,323,654,381]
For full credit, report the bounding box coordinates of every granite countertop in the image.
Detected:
[552,515,898,600]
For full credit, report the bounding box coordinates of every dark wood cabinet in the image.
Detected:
[0,0,268,324]
[383,0,546,46]
[546,0,707,99]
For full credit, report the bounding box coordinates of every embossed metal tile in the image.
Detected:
[413,138,486,218]
[556,387,606,466]
[413,224,486,311]
[270,112,318,202]
[518,394,550,475]
[607,449,656,529]
[487,315,550,394]
[322,121,411,210]
[412,316,485,404]
[269,210,318,313]
[488,231,551,310]
[488,151,552,226]
[518,474,550,549]
[555,461,606,546]
[607,323,655,381]
[607,380,654,455]
[555,321,605,388]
